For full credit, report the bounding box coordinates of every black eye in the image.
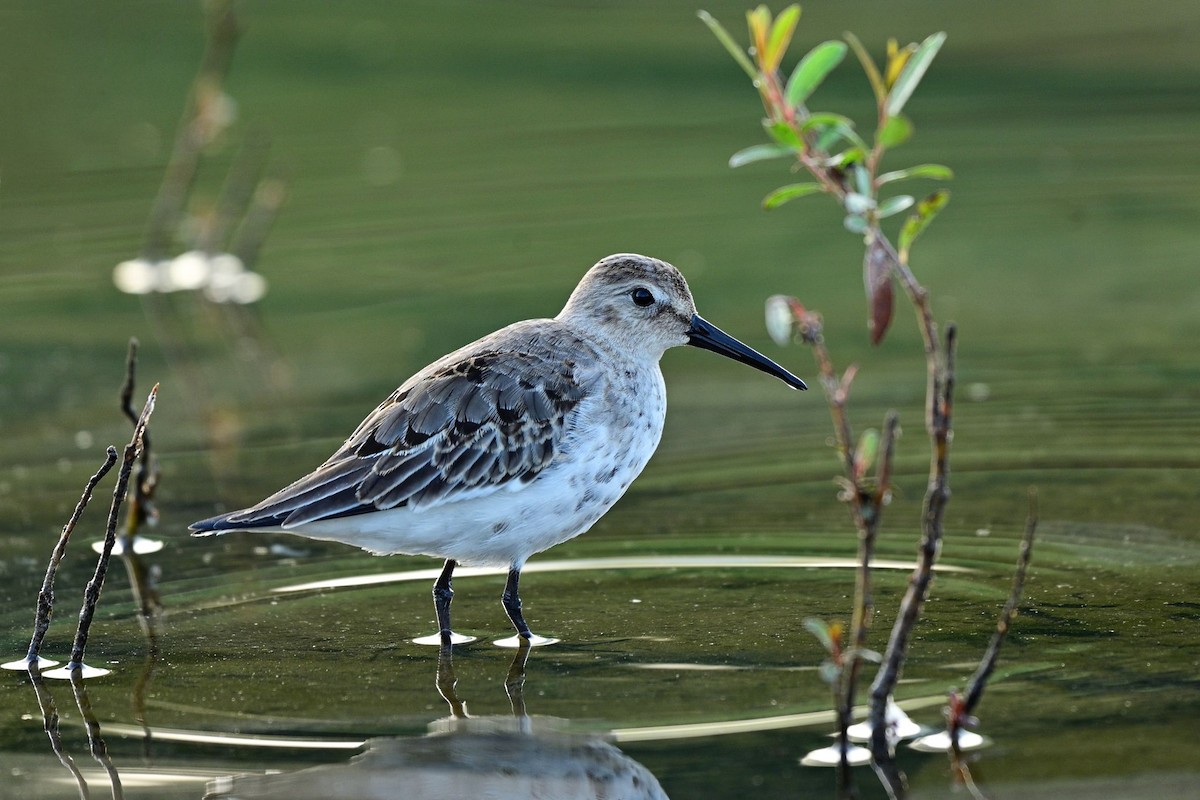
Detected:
[630,287,655,307]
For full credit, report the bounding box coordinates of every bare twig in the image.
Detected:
[953,490,1039,745]
[868,324,957,757]
[23,449,119,667]
[66,387,158,673]
[119,339,159,538]
[794,306,903,783]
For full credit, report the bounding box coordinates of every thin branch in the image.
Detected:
[25,449,119,666]
[959,490,1039,721]
[67,387,158,672]
[119,339,159,537]
[868,323,956,757]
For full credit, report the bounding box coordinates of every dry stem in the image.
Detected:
[66,387,158,672]
[25,449,118,666]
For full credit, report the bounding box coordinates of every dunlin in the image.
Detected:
[191,254,806,646]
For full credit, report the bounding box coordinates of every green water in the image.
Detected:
[1,1,1198,797]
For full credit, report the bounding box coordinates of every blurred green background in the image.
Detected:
[1,2,1198,798]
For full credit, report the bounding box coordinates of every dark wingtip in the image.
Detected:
[189,510,278,536]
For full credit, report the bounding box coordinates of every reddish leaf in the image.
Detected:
[863,235,894,344]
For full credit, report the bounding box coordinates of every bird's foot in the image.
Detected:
[413,631,477,646]
[493,633,559,648]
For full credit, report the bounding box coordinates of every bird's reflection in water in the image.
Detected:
[208,641,669,800]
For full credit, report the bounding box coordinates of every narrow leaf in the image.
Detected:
[898,189,951,259]
[885,31,947,117]
[853,428,880,480]
[852,164,872,196]
[863,234,895,344]
[764,5,801,73]
[876,194,915,218]
[821,146,865,167]
[763,182,824,209]
[877,163,955,185]
[698,10,757,80]
[884,40,916,89]
[800,111,856,133]
[843,214,868,234]
[877,113,913,149]
[844,191,874,215]
[747,6,771,66]
[804,617,834,652]
[803,113,867,152]
[729,142,792,168]
[844,31,886,104]
[819,661,842,685]
[785,40,847,108]
[764,119,804,149]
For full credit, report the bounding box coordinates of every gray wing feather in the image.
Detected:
[224,336,591,529]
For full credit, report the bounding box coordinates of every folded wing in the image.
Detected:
[191,346,590,532]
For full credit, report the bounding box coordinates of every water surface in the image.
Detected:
[1,2,1198,798]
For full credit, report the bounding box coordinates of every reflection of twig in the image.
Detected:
[26,449,118,666]
[951,754,989,800]
[29,670,92,800]
[871,754,906,800]
[133,0,239,447]
[141,0,240,261]
[71,673,125,800]
[67,388,158,672]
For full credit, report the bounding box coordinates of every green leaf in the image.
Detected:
[764,119,804,149]
[844,31,886,103]
[885,31,947,117]
[844,214,868,234]
[822,146,865,167]
[852,164,872,196]
[802,112,866,151]
[785,40,847,108]
[877,114,913,149]
[819,661,842,685]
[844,191,874,215]
[804,617,834,652]
[854,428,880,479]
[728,142,792,168]
[698,10,757,80]
[763,182,824,209]
[876,194,914,218]
[764,5,801,73]
[899,189,951,258]
[877,163,955,185]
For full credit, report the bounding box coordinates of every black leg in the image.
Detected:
[501,567,532,639]
[433,559,457,646]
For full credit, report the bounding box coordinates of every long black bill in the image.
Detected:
[686,314,808,390]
